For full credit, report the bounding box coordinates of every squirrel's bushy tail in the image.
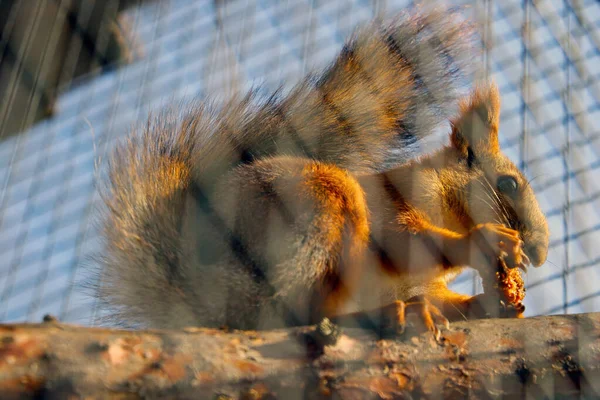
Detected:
[290,5,480,172]
[92,6,480,328]
[187,5,480,185]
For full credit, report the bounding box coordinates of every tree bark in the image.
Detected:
[1,313,599,399]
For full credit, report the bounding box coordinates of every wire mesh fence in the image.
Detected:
[0,0,598,327]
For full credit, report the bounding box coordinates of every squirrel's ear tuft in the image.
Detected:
[450,82,501,155]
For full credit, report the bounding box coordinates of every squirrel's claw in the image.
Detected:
[467,223,528,271]
[517,260,529,273]
[385,297,449,343]
[520,251,531,270]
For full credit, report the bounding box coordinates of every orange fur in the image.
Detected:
[301,163,370,246]
[300,163,371,319]
[450,82,501,154]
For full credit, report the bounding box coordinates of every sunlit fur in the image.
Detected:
[91,8,548,330]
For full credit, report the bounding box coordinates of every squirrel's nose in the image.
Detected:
[525,243,548,267]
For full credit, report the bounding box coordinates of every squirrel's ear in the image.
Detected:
[450,82,500,155]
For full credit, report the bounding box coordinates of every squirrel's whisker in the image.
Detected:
[525,173,547,190]
[471,193,503,223]
[478,181,508,226]
[544,259,562,270]
[483,178,512,227]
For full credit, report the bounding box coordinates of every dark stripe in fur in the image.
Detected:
[382,32,435,113]
[467,147,476,169]
[188,181,269,285]
[189,179,305,327]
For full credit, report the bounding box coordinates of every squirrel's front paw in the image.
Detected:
[381,297,449,342]
[464,223,531,271]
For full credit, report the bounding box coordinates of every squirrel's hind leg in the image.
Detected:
[329,284,498,342]
[216,157,372,328]
[330,298,449,341]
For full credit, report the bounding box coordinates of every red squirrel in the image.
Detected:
[93,6,548,339]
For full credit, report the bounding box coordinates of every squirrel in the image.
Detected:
[92,6,549,339]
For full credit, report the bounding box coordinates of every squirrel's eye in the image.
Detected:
[497,176,518,197]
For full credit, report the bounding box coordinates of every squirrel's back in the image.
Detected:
[92,6,480,328]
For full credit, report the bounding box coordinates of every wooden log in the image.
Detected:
[1,313,599,399]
